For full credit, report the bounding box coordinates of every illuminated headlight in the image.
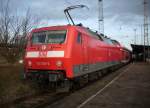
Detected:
[56,61,63,67]
[19,60,23,64]
[28,61,32,67]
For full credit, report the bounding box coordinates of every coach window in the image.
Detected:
[77,33,82,44]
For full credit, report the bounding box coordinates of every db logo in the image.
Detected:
[39,51,47,57]
[41,45,46,50]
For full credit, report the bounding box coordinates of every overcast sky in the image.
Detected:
[1,0,150,49]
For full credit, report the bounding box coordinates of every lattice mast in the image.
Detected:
[143,0,149,61]
[98,0,104,35]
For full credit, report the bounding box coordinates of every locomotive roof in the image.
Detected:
[31,24,121,46]
[31,25,71,32]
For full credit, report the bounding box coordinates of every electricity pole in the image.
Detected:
[98,0,104,35]
[143,0,149,61]
[134,29,137,45]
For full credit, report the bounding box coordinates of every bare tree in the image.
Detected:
[0,0,11,44]
[0,0,40,63]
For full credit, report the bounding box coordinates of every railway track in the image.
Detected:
[1,90,69,108]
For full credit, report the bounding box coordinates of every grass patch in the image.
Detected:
[0,64,36,103]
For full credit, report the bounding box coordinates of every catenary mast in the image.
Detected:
[98,0,104,35]
[143,0,149,61]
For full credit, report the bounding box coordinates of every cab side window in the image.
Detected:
[77,33,82,44]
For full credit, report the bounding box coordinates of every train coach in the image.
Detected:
[24,24,131,90]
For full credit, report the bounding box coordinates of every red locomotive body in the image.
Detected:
[24,25,130,89]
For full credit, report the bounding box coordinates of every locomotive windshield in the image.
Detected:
[47,30,66,44]
[32,32,46,44]
[31,30,66,44]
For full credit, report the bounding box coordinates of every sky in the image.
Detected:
[1,0,150,49]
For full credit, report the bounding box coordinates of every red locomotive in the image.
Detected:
[24,5,131,90]
[24,24,131,90]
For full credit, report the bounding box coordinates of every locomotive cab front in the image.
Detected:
[24,27,72,83]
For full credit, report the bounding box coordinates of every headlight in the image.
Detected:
[19,60,23,64]
[28,61,32,67]
[56,61,62,67]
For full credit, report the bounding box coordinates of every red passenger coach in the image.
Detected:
[24,25,130,90]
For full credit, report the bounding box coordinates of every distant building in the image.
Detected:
[131,44,150,62]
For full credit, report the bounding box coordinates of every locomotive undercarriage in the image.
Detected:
[25,70,72,90]
[25,63,126,92]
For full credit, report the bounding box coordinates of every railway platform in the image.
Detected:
[78,63,150,108]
